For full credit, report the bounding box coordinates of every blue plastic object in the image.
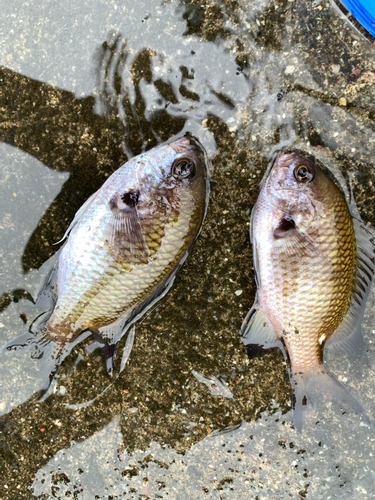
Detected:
[340,0,375,37]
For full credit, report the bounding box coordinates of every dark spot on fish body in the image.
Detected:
[273,217,296,239]
[121,189,140,207]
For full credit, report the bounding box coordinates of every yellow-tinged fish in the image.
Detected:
[241,151,375,431]
[4,136,209,396]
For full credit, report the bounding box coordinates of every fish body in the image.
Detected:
[5,136,209,393]
[241,151,374,430]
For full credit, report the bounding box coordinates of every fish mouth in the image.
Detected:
[185,135,202,150]
[170,135,203,156]
[273,150,315,168]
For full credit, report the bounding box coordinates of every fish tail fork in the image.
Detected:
[3,327,78,400]
[291,365,371,432]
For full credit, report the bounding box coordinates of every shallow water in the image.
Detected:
[1,0,375,498]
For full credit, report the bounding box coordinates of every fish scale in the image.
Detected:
[76,199,201,330]
[52,144,205,335]
[258,188,356,370]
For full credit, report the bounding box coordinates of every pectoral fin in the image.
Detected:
[109,209,149,260]
[273,217,322,260]
[240,297,283,351]
[105,192,150,262]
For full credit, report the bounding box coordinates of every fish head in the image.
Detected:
[265,151,330,232]
[109,136,208,216]
[101,136,209,261]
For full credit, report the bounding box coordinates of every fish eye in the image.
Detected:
[294,164,314,183]
[172,158,196,180]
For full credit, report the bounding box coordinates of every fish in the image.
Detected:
[240,151,375,431]
[3,136,210,396]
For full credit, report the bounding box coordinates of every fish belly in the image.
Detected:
[47,203,195,339]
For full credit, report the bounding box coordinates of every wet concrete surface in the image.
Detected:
[1,0,375,498]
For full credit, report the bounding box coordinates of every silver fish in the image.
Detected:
[4,136,210,396]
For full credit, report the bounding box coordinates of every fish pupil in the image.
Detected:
[177,161,190,174]
[121,189,140,207]
[294,164,314,183]
[172,158,195,179]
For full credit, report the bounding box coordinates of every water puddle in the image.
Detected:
[1,0,375,498]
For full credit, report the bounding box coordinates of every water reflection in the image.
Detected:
[0,0,375,497]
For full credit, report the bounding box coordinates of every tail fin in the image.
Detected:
[3,327,67,399]
[291,364,371,432]
[2,326,90,400]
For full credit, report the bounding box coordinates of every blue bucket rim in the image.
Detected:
[340,0,375,37]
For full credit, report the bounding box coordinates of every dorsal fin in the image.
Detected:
[325,218,375,359]
[34,245,65,311]
[55,191,100,244]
